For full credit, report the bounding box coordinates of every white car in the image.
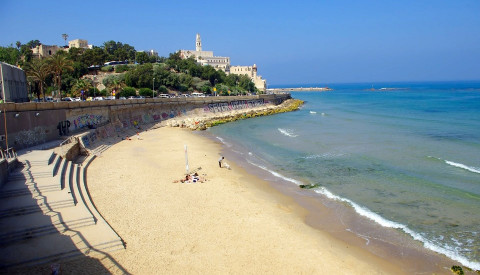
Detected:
[158,94,170,98]
[94,96,104,101]
[105,96,116,100]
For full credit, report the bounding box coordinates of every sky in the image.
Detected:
[1,0,479,85]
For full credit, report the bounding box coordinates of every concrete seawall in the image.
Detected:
[1,94,290,151]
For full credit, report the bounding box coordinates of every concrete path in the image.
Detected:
[0,146,124,271]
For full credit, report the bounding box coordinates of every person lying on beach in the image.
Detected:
[173,173,206,183]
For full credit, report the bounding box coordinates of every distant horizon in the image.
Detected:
[270,79,480,88]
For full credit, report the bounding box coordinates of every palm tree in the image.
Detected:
[62,34,68,46]
[23,58,50,100]
[107,79,126,97]
[71,79,92,99]
[48,52,73,99]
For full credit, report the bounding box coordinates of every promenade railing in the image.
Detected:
[1,147,17,161]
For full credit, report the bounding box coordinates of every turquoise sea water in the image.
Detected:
[207,81,480,270]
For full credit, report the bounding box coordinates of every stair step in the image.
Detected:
[0,217,95,246]
[0,200,74,219]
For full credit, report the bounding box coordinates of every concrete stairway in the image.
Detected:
[0,149,124,270]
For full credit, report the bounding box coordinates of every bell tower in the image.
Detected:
[195,33,202,52]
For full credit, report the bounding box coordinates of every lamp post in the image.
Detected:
[152,77,155,98]
[93,75,96,97]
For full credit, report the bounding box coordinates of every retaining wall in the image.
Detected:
[1,94,289,151]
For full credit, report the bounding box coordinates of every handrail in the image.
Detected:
[59,136,76,147]
[1,147,17,161]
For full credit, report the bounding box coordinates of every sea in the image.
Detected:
[205,81,480,271]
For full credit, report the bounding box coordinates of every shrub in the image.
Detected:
[178,84,189,92]
[139,87,153,97]
[115,64,129,73]
[158,85,168,94]
[119,86,136,97]
[101,65,114,72]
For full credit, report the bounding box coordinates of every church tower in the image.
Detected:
[195,33,202,52]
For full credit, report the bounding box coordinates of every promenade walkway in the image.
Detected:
[0,141,126,272]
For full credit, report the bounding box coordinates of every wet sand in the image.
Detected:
[84,126,407,274]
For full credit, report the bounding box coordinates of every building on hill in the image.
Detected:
[179,34,230,71]
[0,62,28,103]
[146,50,158,57]
[31,44,64,59]
[179,34,267,92]
[68,39,91,49]
[228,64,266,92]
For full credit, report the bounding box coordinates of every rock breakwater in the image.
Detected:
[166,99,304,130]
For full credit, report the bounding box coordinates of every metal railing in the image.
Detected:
[1,147,17,161]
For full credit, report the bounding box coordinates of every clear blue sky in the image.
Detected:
[2,0,479,85]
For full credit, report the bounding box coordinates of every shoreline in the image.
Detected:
[84,127,408,274]
[200,129,463,274]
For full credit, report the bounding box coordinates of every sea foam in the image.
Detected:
[278,128,298,137]
[247,157,480,270]
[445,160,480,174]
[428,156,480,174]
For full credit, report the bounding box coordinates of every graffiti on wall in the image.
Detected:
[71,114,106,130]
[14,127,47,146]
[205,99,265,113]
[57,120,71,136]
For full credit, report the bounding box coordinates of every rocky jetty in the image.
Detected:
[165,99,304,130]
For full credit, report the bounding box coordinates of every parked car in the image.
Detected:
[73,97,81,101]
[191,92,205,97]
[62,97,74,101]
[45,96,55,102]
[94,96,104,101]
[158,94,170,98]
[86,97,93,101]
[119,97,126,100]
[105,96,116,100]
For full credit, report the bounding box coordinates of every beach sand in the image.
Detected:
[85,126,406,274]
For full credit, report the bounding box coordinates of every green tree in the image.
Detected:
[107,79,126,96]
[20,45,33,63]
[139,87,153,97]
[135,51,149,64]
[157,85,168,94]
[26,40,41,49]
[103,41,136,62]
[24,58,51,100]
[0,46,20,65]
[119,87,136,97]
[48,52,74,99]
[71,78,92,98]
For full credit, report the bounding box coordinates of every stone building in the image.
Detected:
[179,34,267,91]
[179,34,230,71]
[68,39,90,49]
[31,44,64,59]
[228,64,266,92]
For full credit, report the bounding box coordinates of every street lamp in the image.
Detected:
[152,77,155,98]
[93,75,96,97]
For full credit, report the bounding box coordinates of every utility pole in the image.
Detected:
[0,63,8,150]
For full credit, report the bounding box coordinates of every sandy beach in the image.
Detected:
[82,126,406,274]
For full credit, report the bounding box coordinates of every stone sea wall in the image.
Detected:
[1,94,290,150]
